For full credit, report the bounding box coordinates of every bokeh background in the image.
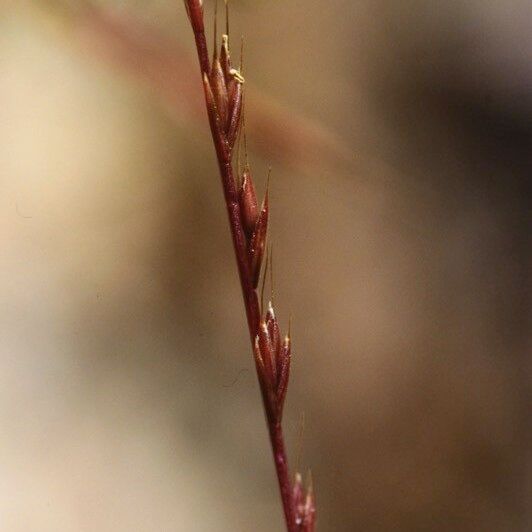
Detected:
[1,1,530,530]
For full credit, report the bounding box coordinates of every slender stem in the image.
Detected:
[187,9,296,532]
[271,422,296,529]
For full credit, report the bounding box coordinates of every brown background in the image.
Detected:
[1,1,530,530]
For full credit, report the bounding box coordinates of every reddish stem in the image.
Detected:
[270,422,295,529]
[185,4,296,531]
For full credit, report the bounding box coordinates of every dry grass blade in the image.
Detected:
[26,0,350,176]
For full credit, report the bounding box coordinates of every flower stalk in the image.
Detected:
[183,1,316,530]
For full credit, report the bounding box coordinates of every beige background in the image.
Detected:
[1,1,530,530]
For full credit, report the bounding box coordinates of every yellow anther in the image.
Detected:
[230,68,245,83]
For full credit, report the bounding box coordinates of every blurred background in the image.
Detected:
[1,1,530,530]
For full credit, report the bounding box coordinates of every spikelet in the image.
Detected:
[238,166,259,237]
[226,79,243,148]
[258,319,277,389]
[266,301,281,362]
[184,0,204,31]
[277,333,291,418]
[202,74,229,160]
[248,190,269,288]
[253,301,292,421]
[201,1,243,155]
[210,56,228,128]
[220,34,232,83]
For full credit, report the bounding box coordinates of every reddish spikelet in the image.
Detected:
[202,73,229,160]
[239,166,259,237]
[226,79,236,124]
[258,320,277,389]
[220,34,232,81]
[266,301,281,364]
[249,189,268,288]
[210,57,228,128]
[227,34,244,131]
[226,75,236,110]
[226,79,243,148]
[277,333,291,417]
[254,302,291,420]
[184,0,204,31]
